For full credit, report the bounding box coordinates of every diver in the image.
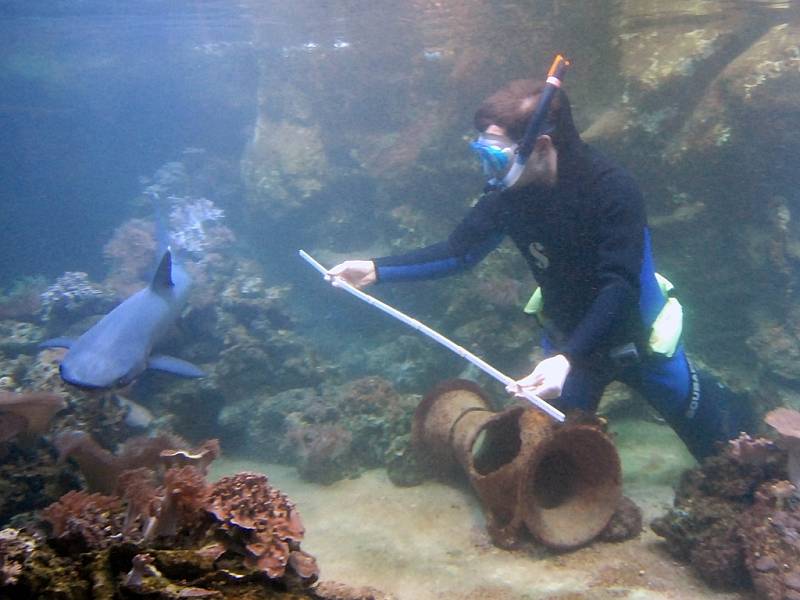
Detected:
[328,56,753,460]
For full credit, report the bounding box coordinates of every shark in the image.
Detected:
[42,247,205,390]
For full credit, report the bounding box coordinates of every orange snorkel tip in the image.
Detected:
[546,54,570,82]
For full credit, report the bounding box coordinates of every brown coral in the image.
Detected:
[652,419,799,591]
[741,480,800,600]
[766,408,800,489]
[23,463,325,596]
[149,465,211,540]
[728,432,778,467]
[0,390,65,439]
[53,429,119,493]
[207,472,316,583]
[117,467,160,536]
[53,429,199,494]
[0,413,28,444]
[41,490,124,552]
[102,218,157,297]
[159,438,220,474]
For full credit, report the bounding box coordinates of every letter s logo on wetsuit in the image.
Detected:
[529,241,550,271]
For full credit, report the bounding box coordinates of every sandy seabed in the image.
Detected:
[211,419,755,600]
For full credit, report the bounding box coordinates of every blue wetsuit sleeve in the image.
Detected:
[562,171,645,360]
[373,193,505,283]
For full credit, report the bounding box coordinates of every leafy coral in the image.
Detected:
[0,433,321,599]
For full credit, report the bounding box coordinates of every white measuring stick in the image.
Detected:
[299,249,565,422]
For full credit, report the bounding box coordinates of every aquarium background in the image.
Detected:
[1,1,800,599]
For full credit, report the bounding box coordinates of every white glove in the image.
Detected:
[327,260,377,289]
[506,354,571,401]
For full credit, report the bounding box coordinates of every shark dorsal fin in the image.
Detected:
[152,249,175,290]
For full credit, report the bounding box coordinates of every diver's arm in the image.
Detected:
[371,192,506,283]
[562,171,645,360]
[373,235,503,282]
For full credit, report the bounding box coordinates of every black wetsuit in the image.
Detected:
[372,146,752,459]
[375,148,646,364]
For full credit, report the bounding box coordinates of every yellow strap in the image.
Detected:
[523,287,543,315]
[523,272,683,357]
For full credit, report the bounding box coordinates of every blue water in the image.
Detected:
[1,2,799,597]
[0,1,256,280]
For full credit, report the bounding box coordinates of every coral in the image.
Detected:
[53,429,196,494]
[122,552,161,591]
[0,438,81,527]
[14,364,134,454]
[242,119,327,216]
[45,442,217,545]
[384,433,429,487]
[474,274,524,308]
[597,496,643,543]
[0,528,28,586]
[102,218,157,296]
[0,390,65,438]
[0,412,27,444]
[148,466,211,541]
[115,432,192,474]
[168,196,233,255]
[41,490,124,553]
[284,418,353,484]
[741,481,800,600]
[728,431,779,467]
[160,438,220,474]
[145,161,188,195]
[651,426,799,591]
[748,316,800,385]
[38,271,116,325]
[25,437,326,596]
[103,160,233,299]
[208,472,317,583]
[117,467,159,536]
[53,429,121,494]
[219,377,416,485]
[765,407,800,489]
[337,334,448,394]
[0,527,88,598]
[0,320,45,354]
[0,391,70,520]
[0,276,46,321]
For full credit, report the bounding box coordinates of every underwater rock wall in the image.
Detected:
[597,2,800,403]
[238,1,800,419]
[237,1,568,414]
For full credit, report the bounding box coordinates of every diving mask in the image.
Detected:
[470,133,517,184]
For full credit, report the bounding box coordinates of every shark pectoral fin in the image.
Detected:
[39,337,75,349]
[148,354,205,378]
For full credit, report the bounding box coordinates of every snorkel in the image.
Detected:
[500,54,570,190]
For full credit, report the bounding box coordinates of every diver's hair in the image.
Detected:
[474,80,544,140]
[474,78,588,182]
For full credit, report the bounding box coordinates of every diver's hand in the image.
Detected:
[506,354,571,400]
[327,260,377,289]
